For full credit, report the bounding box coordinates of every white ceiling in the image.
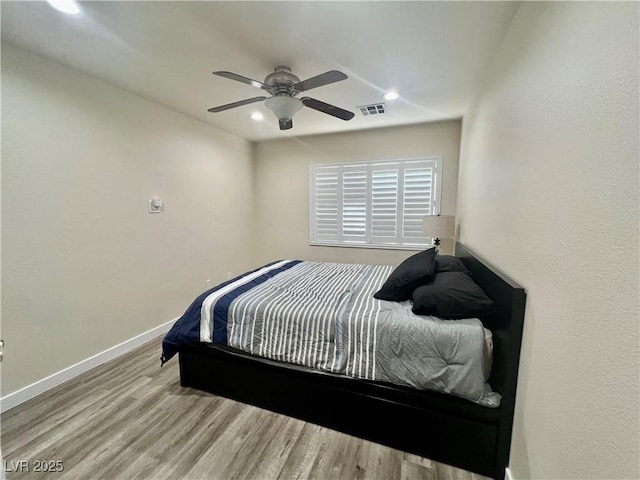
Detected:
[1,1,519,141]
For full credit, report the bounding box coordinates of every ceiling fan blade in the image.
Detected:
[207,96,267,112]
[301,97,355,121]
[213,71,271,91]
[293,70,348,92]
[279,118,293,130]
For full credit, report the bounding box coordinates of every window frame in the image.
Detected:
[308,155,444,251]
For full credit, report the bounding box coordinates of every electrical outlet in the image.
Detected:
[226,271,232,279]
[205,279,212,289]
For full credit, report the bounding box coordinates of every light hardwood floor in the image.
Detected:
[1,337,489,480]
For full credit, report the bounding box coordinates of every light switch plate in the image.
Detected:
[148,199,163,213]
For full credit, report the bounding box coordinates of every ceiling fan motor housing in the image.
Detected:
[264,66,301,95]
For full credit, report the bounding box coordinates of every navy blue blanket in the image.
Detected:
[161,260,301,365]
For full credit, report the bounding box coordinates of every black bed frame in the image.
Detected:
[178,243,526,479]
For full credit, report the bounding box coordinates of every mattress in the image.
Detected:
[162,260,500,407]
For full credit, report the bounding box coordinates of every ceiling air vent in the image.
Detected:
[358,103,386,116]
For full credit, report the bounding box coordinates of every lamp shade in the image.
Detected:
[423,215,455,238]
[265,96,303,121]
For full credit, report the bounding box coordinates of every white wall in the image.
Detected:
[1,43,256,395]
[254,120,461,266]
[457,3,639,479]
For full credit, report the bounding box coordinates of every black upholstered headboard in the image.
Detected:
[456,242,526,473]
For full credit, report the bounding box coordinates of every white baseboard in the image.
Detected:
[0,318,176,413]
[505,467,514,480]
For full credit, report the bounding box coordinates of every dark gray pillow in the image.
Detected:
[374,248,437,302]
[435,255,470,274]
[412,272,494,319]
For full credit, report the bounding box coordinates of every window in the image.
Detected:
[309,156,443,249]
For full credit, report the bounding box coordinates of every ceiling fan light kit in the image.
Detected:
[265,96,303,130]
[208,65,355,130]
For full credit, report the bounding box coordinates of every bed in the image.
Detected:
[162,243,526,480]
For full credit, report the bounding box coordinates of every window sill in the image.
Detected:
[309,241,428,252]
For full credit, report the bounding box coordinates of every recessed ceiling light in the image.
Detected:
[383,90,400,101]
[46,0,81,14]
[250,111,264,121]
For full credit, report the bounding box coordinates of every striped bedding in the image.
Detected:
[162,260,500,407]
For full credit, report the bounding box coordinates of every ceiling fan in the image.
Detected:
[207,66,355,130]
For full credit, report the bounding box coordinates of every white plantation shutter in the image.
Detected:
[402,166,433,242]
[310,157,442,248]
[313,167,340,242]
[342,168,368,242]
[370,167,399,242]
